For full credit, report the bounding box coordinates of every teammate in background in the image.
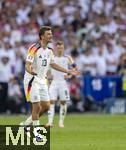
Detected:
[47,40,78,128]
[20,26,79,141]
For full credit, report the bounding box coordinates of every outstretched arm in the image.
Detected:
[50,63,70,74]
[50,63,80,76]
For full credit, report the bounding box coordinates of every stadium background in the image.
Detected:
[0,0,126,150]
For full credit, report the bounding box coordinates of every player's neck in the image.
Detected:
[40,40,48,50]
[57,54,62,57]
[57,52,63,57]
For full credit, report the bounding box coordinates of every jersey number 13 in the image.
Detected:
[42,59,47,66]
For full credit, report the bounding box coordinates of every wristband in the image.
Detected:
[71,63,77,68]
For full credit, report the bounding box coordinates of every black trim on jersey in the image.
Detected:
[71,63,77,68]
[34,42,41,50]
[32,42,53,51]
[28,76,35,88]
[47,47,54,51]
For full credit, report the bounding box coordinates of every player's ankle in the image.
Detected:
[46,122,53,126]
[59,121,64,128]
[59,120,64,125]
[33,120,40,126]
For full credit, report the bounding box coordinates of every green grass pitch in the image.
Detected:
[0,114,126,150]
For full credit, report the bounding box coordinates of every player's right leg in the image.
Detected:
[19,77,43,141]
[32,102,41,125]
[20,78,41,126]
[46,100,55,127]
[32,102,44,142]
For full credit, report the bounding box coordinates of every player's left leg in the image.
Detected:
[59,100,67,128]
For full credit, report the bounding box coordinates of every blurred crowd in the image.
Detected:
[0,0,126,113]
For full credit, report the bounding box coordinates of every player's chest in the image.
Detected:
[36,50,50,66]
[55,57,68,67]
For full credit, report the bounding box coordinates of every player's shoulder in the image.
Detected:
[28,42,41,54]
[64,55,73,62]
[47,47,54,56]
[47,46,54,52]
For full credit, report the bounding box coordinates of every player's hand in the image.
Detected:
[31,70,37,75]
[30,66,37,75]
[64,74,72,79]
[69,70,81,76]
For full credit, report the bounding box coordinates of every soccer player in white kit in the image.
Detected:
[47,40,77,128]
[20,26,79,141]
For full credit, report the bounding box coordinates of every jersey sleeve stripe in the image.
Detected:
[28,46,38,54]
[28,43,36,51]
[28,43,40,55]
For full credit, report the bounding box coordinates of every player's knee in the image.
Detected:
[50,100,55,105]
[60,101,66,105]
[46,102,50,110]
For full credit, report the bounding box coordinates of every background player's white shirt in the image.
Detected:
[24,43,54,84]
[51,55,72,81]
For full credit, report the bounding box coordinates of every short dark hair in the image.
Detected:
[39,26,52,39]
[56,40,64,45]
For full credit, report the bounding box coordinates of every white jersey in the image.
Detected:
[24,42,54,84]
[51,55,73,81]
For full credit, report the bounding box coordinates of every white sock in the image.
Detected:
[59,104,67,124]
[48,104,55,125]
[32,120,40,126]
[24,116,32,125]
[32,120,40,137]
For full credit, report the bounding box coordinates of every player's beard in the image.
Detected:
[48,38,53,43]
[43,36,52,45]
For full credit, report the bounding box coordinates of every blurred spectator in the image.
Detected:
[69,76,84,112]
[16,3,31,25]
[117,53,126,75]
[117,53,126,96]
[7,77,22,113]
[105,42,119,75]
[0,53,13,113]
[0,42,16,74]
[10,20,22,46]
[78,45,97,76]
[42,0,58,6]
[96,43,107,76]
